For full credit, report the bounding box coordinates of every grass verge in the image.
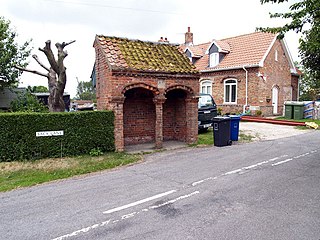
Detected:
[0,152,142,192]
[276,117,320,130]
[196,127,254,146]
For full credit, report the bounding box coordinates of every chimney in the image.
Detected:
[185,27,193,46]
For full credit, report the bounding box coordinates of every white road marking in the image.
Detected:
[52,220,111,240]
[52,191,200,240]
[149,191,200,209]
[103,190,176,214]
[224,169,242,175]
[52,150,317,240]
[272,158,294,166]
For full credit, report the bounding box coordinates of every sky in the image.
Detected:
[1,0,301,98]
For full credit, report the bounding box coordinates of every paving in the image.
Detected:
[125,122,314,153]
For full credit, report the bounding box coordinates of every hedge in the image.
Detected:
[0,111,114,162]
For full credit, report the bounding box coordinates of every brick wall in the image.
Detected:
[123,88,156,145]
[163,90,187,141]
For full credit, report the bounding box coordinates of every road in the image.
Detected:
[1,130,319,240]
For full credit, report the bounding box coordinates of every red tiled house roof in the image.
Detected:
[186,32,296,73]
[95,35,198,74]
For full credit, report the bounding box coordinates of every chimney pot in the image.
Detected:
[185,27,193,46]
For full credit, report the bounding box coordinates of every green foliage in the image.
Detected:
[76,79,96,100]
[0,16,32,89]
[217,107,223,115]
[258,0,320,82]
[89,148,103,156]
[0,111,115,162]
[298,64,320,100]
[10,91,48,112]
[27,85,49,93]
[255,110,263,116]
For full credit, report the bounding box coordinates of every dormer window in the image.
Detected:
[209,52,219,67]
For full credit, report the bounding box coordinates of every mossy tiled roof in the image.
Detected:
[96,35,198,74]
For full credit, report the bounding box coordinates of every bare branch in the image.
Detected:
[62,40,76,48]
[14,65,48,78]
[39,40,59,73]
[32,54,50,72]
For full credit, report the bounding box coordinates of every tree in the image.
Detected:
[76,79,96,100]
[27,85,49,93]
[0,16,31,89]
[298,65,320,100]
[10,91,48,113]
[258,0,320,82]
[15,40,75,112]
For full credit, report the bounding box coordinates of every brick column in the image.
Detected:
[185,96,199,144]
[110,96,125,152]
[153,94,166,149]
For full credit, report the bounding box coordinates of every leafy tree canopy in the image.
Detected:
[76,79,96,100]
[27,85,49,93]
[0,16,32,89]
[258,0,320,83]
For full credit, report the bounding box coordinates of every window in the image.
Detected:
[224,79,237,103]
[275,50,278,62]
[209,53,219,67]
[200,80,212,95]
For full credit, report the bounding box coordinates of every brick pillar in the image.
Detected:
[153,94,166,149]
[110,96,125,152]
[185,96,199,144]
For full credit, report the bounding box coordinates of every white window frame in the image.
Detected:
[209,52,219,68]
[224,79,237,104]
[275,50,278,62]
[200,80,213,95]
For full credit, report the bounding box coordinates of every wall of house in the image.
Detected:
[261,39,295,115]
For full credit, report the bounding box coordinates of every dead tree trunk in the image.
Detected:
[15,40,75,112]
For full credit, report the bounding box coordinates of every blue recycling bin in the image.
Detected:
[229,115,241,141]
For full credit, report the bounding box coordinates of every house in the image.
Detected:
[0,87,25,110]
[93,35,200,151]
[181,27,300,116]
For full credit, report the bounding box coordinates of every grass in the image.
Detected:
[196,127,254,146]
[197,128,214,145]
[276,117,320,130]
[0,152,142,192]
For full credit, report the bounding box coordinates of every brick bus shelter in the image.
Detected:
[93,35,200,151]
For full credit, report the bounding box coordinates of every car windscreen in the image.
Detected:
[198,95,215,108]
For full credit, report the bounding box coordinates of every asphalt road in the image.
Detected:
[1,130,319,240]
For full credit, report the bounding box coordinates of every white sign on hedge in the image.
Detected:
[36,130,64,137]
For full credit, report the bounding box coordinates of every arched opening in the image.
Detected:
[163,89,188,142]
[123,87,156,145]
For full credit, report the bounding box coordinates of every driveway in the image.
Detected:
[239,121,313,141]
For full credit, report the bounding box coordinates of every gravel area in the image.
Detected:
[239,121,312,141]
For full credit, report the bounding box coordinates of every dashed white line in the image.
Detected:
[272,158,294,166]
[52,220,111,240]
[103,189,176,214]
[149,191,200,209]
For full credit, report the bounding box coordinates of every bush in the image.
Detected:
[0,111,114,162]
